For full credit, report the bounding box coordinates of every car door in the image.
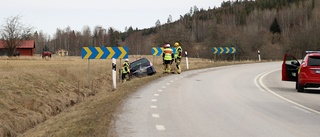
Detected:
[282,54,300,81]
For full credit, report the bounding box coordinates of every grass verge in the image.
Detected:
[0,55,255,136]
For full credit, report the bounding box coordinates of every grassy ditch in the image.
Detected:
[0,55,254,137]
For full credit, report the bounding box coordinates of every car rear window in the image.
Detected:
[307,56,320,66]
[130,58,150,67]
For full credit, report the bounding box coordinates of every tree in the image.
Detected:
[167,15,172,23]
[107,27,118,46]
[269,18,281,34]
[43,45,50,51]
[155,19,161,27]
[0,15,33,57]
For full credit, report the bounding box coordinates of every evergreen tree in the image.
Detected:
[43,45,50,51]
[269,18,281,34]
[155,19,161,27]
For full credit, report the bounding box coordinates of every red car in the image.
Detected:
[42,51,52,58]
[282,51,320,92]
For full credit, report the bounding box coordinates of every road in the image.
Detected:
[114,62,320,137]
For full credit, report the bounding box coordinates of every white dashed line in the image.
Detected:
[150,105,157,108]
[152,114,160,118]
[162,86,166,89]
[166,83,170,85]
[170,80,174,82]
[156,125,166,131]
[154,94,159,96]
[151,99,157,102]
[158,89,163,92]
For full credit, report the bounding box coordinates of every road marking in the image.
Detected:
[254,72,267,92]
[158,89,163,92]
[150,105,157,108]
[166,83,170,85]
[257,69,320,115]
[162,86,166,89]
[152,114,160,118]
[151,99,157,102]
[154,94,159,96]
[156,125,165,131]
[293,106,311,113]
[170,80,174,82]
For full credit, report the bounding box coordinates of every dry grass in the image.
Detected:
[0,55,255,137]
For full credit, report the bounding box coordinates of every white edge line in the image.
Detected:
[257,69,320,115]
[254,72,266,92]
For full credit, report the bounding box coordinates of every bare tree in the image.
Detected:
[0,15,33,57]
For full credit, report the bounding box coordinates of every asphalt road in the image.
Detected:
[114,62,320,137]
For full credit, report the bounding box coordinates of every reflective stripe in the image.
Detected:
[164,48,173,61]
[174,46,182,58]
[122,62,130,73]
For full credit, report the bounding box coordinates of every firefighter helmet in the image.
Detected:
[174,42,180,47]
[124,59,129,62]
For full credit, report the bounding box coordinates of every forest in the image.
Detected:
[31,0,320,60]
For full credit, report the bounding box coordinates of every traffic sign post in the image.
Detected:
[258,50,261,62]
[112,58,117,89]
[185,51,189,69]
[82,46,128,90]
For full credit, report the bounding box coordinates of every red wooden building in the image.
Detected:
[0,40,35,56]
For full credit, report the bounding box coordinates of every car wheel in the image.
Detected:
[296,81,304,92]
[147,66,156,75]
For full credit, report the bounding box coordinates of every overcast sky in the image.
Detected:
[1,0,225,36]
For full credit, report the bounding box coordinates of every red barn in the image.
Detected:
[0,40,35,56]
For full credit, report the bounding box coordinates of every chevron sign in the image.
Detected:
[82,46,128,59]
[152,47,176,56]
[212,47,236,54]
[152,47,164,56]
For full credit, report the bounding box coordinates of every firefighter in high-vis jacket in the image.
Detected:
[122,59,130,83]
[163,44,174,73]
[174,42,183,74]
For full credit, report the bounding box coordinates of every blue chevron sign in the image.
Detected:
[152,47,163,56]
[82,46,128,59]
[152,47,176,56]
[212,47,236,54]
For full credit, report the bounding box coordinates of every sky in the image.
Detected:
[1,0,225,36]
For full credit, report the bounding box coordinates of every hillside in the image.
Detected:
[31,0,320,61]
